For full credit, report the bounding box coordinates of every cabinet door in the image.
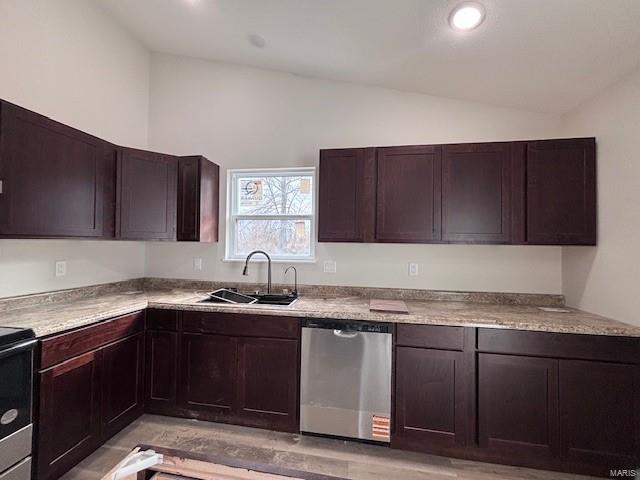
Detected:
[376,145,442,242]
[145,330,178,413]
[101,333,144,439]
[478,354,559,463]
[318,148,375,242]
[442,143,511,243]
[37,350,102,480]
[177,156,219,242]
[526,138,596,245]
[237,338,299,432]
[393,347,468,451]
[560,360,639,473]
[0,101,114,238]
[178,333,237,415]
[117,147,177,240]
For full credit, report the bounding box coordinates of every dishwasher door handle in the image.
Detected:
[333,329,358,339]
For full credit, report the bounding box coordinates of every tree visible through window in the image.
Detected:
[227,168,316,260]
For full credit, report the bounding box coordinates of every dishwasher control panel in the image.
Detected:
[301,318,391,333]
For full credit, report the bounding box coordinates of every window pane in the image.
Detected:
[236,175,313,215]
[235,219,311,257]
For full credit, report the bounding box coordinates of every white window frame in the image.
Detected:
[225,167,317,262]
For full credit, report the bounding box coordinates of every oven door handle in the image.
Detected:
[0,339,37,360]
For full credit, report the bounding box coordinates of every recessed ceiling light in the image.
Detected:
[449,2,485,31]
[247,34,267,49]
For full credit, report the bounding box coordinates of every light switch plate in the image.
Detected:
[408,263,419,276]
[193,257,203,271]
[323,260,337,274]
[55,261,66,277]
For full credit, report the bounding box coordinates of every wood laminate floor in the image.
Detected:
[61,415,596,480]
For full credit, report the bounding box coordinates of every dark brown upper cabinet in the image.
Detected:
[116,147,178,240]
[318,148,375,242]
[376,145,442,242]
[0,100,116,239]
[442,143,512,243]
[0,99,220,242]
[524,138,596,245]
[318,137,596,246]
[177,155,219,242]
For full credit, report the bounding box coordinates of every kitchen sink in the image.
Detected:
[252,294,299,306]
[198,292,298,306]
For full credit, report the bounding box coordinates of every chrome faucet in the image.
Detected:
[242,250,271,294]
[284,266,298,296]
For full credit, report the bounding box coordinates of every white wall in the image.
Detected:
[0,0,150,297]
[146,53,564,294]
[562,69,640,325]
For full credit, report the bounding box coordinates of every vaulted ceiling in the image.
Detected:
[100,0,640,113]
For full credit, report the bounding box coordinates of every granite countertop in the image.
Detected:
[2,287,640,338]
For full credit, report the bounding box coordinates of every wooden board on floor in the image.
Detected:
[103,445,346,480]
[151,475,191,480]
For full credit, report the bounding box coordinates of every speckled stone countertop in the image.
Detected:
[2,281,639,338]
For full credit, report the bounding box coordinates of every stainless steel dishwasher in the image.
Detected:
[300,318,392,443]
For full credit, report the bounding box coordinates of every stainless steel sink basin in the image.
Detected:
[198,292,298,306]
[252,294,299,306]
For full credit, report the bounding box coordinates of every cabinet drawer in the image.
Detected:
[40,310,145,369]
[477,328,640,364]
[146,308,179,331]
[182,311,299,339]
[396,324,465,350]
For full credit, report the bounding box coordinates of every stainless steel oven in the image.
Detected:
[0,327,36,480]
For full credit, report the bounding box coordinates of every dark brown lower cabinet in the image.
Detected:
[101,333,144,438]
[393,347,468,451]
[36,310,638,480]
[173,332,299,433]
[36,312,145,480]
[143,312,302,433]
[145,330,178,413]
[392,326,640,477]
[178,333,238,415]
[560,360,640,474]
[237,337,299,432]
[37,350,102,480]
[478,354,559,466]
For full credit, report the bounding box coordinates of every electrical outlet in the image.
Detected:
[193,257,203,271]
[323,260,337,274]
[408,263,419,276]
[55,261,66,277]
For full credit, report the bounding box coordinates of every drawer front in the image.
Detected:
[396,324,465,351]
[0,457,31,480]
[146,308,179,331]
[40,310,145,369]
[477,328,640,364]
[182,311,299,339]
[0,425,31,474]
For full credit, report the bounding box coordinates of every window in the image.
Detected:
[226,167,316,261]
